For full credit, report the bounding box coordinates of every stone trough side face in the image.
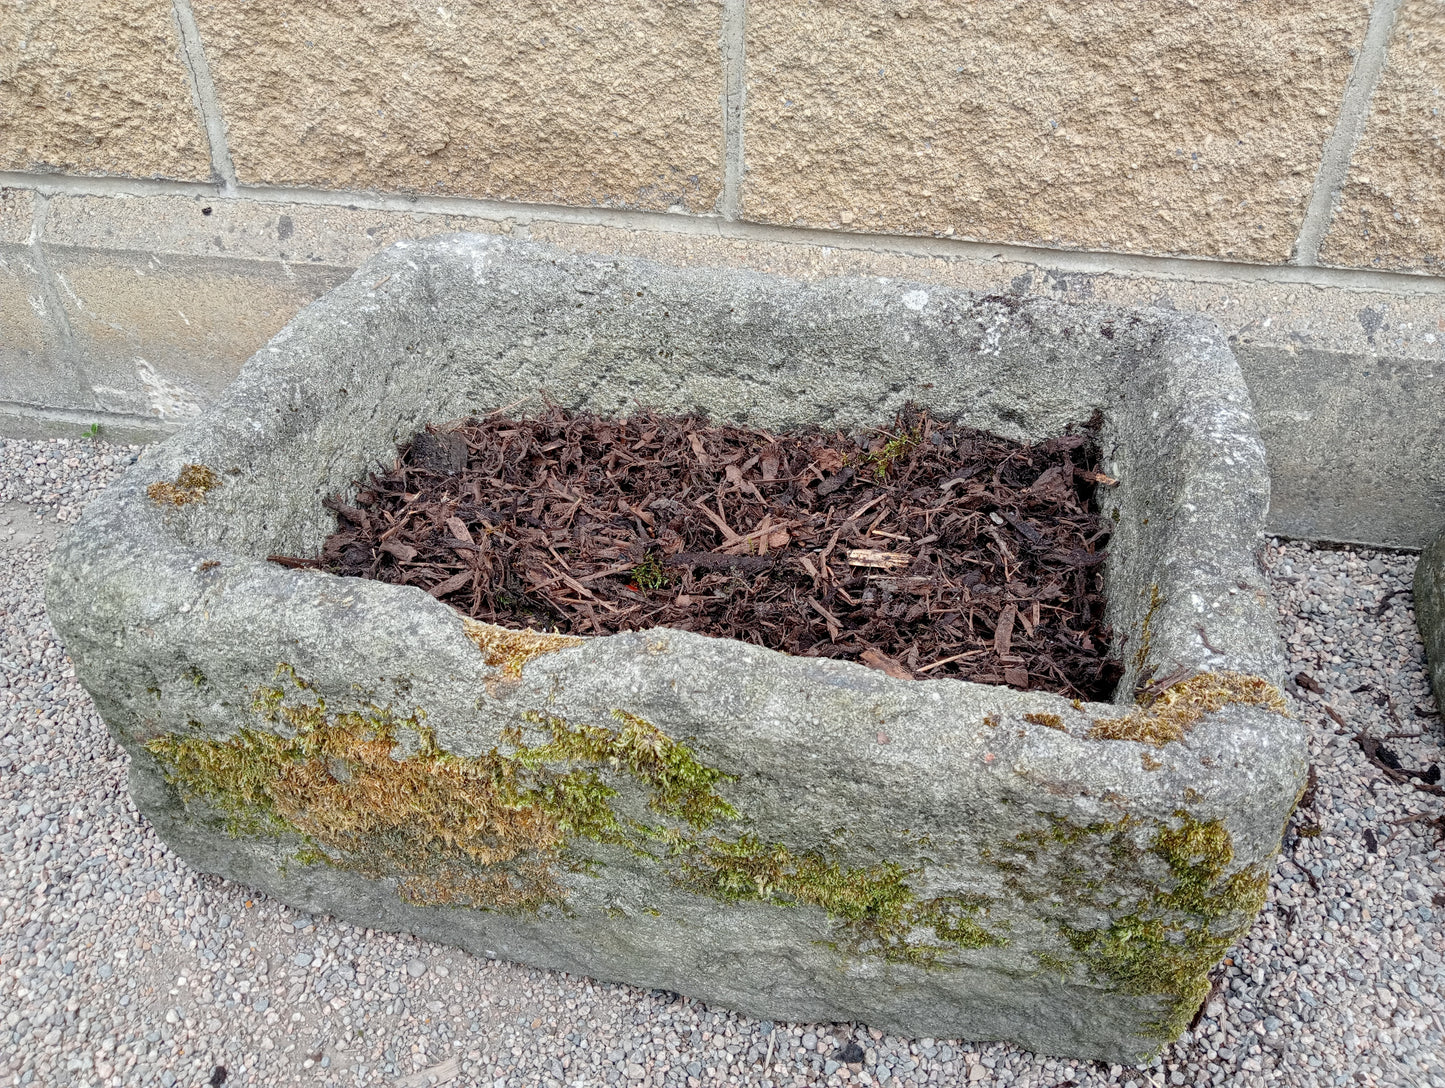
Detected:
[45,236,1303,1063]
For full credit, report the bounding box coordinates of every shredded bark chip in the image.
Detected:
[273,405,1123,699]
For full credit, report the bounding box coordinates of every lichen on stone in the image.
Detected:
[146,464,220,506]
[1086,671,1287,746]
[462,618,582,680]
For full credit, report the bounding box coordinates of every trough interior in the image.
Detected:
[171,237,1228,706]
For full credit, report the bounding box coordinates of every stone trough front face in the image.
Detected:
[46,236,1303,1063]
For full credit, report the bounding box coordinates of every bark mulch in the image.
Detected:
[271,405,1124,699]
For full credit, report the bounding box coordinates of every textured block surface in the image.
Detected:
[47,237,1302,1063]
[0,0,210,179]
[1320,0,1445,273]
[743,0,1366,261]
[192,0,725,210]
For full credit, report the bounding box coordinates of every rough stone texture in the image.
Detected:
[46,236,1302,1063]
[0,184,31,245]
[192,0,724,211]
[0,0,211,180]
[1319,0,1445,273]
[1414,530,1445,701]
[743,0,1367,261]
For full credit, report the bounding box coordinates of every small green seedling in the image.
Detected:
[630,552,668,591]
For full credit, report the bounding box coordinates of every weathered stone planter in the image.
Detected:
[47,236,1302,1063]
[1413,532,1445,699]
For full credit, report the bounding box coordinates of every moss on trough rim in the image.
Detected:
[461,618,582,680]
[146,463,220,507]
[144,666,1007,964]
[1087,670,1287,746]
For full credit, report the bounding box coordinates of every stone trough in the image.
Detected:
[46,236,1303,1063]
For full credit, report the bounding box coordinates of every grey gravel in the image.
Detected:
[3,434,1443,1087]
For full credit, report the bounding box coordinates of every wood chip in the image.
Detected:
[427,571,471,597]
[846,548,911,571]
[445,516,474,545]
[861,649,912,680]
[380,541,417,563]
[994,603,1017,658]
[275,406,1121,700]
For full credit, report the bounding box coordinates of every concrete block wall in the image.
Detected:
[1,0,1442,548]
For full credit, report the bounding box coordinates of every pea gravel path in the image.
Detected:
[2,436,1442,1088]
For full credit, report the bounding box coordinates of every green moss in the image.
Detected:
[517,709,738,830]
[671,833,1004,964]
[629,552,668,591]
[148,681,610,913]
[150,666,1005,965]
[1010,814,1127,866]
[1051,812,1267,1041]
[911,895,1002,952]
[1032,951,1076,978]
[866,424,921,480]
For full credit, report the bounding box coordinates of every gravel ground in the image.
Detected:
[2,435,1443,1088]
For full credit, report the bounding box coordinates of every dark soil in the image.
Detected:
[271,405,1124,699]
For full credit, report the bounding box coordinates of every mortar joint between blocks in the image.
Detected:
[1293,0,1406,267]
[171,0,238,196]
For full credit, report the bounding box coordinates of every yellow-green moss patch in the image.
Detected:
[672,832,1004,964]
[148,673,747,918]
[866,423,922,480]
[1087,671,1287,746]
[1061,812,1267,1040]
[517,709,738,830]
[988,808,1273,1043]
[1024,712,1066,732]
[147,682,624,912]
[146,464,220,506]
[629,552,668,591]
[462,618,583,680]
